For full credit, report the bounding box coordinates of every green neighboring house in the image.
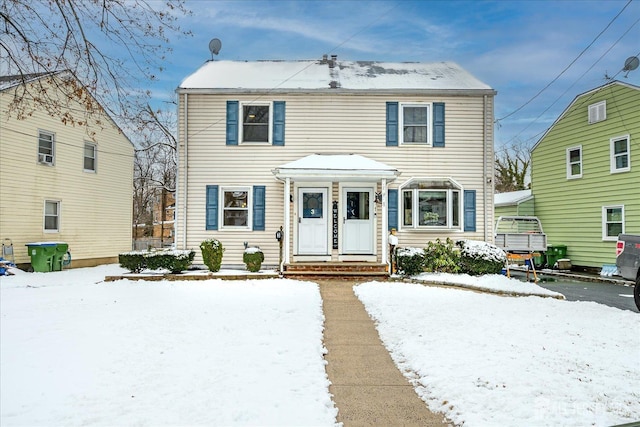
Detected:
[494,190,534,219]
[531,80,640,271]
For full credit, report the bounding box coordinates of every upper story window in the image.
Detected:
[401,178,461,230]
[44,200,60,232]
[241,103,270,143]
[566,146,582,179]
[226,101,285,146]
[84,142,97,172]
[602,205,624,241]
[588,101,606,124]
[610,135,630,173]
[401,103,431,145]
[222,187,251,228]
[38,130,55,165]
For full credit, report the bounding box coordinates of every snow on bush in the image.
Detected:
[457,239,506,275]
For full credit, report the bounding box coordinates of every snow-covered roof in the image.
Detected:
[494,190,533,207]
[178,59,493,92]
[272,154,399,181]
[0,71,63,91]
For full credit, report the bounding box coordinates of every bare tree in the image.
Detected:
[495,141,531,193]
[132,104,177,247]
[0,0,190,126]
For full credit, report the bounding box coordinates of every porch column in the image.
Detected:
[284,177,291,267]
[381,178,388,264]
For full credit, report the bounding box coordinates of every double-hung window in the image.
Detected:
[44,200,60,232]
[38,131,55,165]
[222,188,251,228]
[566,146,582,179]
[610,135,630,173]
[84,142,97,172]
[401,179,461,229]
[602,205,624,240]
[241,103,270,143]
[588,101,606,124]
[401,103,431,145]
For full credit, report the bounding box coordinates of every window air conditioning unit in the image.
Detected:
[38,153,53,164]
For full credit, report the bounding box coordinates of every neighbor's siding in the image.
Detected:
[531,83,640,268]
[0,78,134,266]
[176,92,493,266]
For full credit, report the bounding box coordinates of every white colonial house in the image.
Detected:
[175,56,496,270]
[0,72,134,268]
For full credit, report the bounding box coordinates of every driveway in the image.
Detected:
[511,271,638,313]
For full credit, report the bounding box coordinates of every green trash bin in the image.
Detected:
[25,242,57,272]
[545,244,567,268]
[52,242,69,271]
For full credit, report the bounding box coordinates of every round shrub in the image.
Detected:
[200,239,224,272]
[243,247,264,273]
[457,240,506,275]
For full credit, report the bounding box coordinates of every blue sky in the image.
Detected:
[157,0,640,149]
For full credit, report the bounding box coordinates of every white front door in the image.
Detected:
[342,188,374,254]
[297,188,328,255]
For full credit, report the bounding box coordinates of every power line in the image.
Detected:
[495,0,633,124]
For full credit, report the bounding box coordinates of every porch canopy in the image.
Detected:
[272,154,400,267]
[272,153,400,181]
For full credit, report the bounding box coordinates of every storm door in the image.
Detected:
[342,188,374,254]
[297,188,328,255]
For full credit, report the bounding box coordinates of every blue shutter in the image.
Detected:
[464,190,476,232]
[433,102,445,147]
[253,186,266,231]
[206,185,219,230]
[386,102,398,146]
[272,101,285,146]
[388,189,398,231]
[226,101,239,145]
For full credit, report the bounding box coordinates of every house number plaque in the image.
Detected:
[332,201,338,249]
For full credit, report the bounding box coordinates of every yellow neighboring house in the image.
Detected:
[0,71,134,269]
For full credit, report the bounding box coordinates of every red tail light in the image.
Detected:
[616,240,625,257]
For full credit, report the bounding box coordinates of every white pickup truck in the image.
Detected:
[615,234,640,309]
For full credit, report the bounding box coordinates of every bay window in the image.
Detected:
[401,179,461,229]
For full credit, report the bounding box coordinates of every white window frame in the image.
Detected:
[588,101,606,124]
[602,205,624,241]
[84,141,97,172]
[220,186,252,230]
[399,178,462,230]
[566,145,582,179]
[239,102,272,144]
[610,135,630,173]
[44,200,60,232]
[400,102,432,146]
[37,130,55,166]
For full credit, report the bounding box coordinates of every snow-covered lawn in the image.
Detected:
[0,265,337,426]
[2,265,639,426]
[355,280,640,427]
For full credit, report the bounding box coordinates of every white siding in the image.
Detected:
[177,92,494,266]
[0,77,134,266]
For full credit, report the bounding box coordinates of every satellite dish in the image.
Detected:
[623,56,639,71]
[209,38,222,59]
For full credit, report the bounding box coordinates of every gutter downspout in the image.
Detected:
[483,94,491,242]
[182,93,188,249]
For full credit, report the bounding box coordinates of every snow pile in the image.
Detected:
[0,266,338,426]
[413,272,563,298]
[354,281,640,427]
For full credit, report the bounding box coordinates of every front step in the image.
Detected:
[283,262,389,280]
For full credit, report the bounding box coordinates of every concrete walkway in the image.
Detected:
[318,280,450,426]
